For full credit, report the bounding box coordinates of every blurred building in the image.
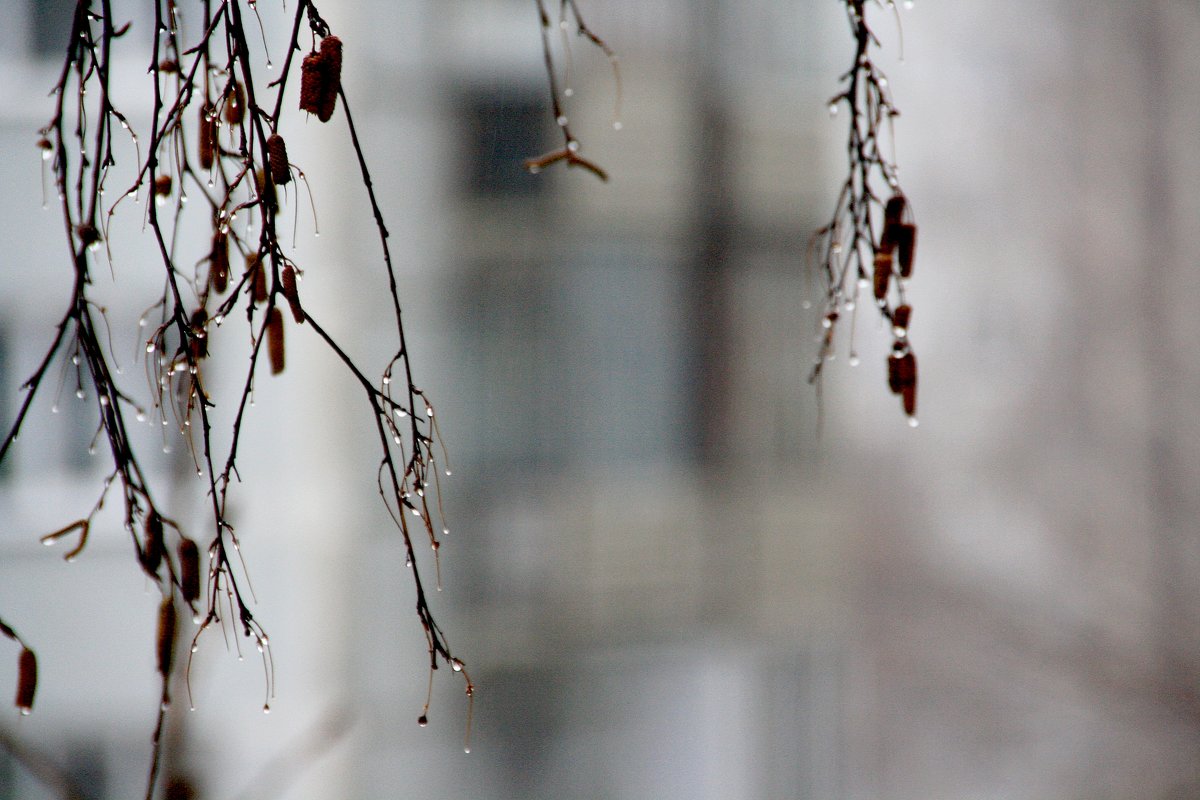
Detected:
[2,1,1200,799]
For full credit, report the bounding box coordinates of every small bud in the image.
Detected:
[157,598,176,677]
[281,265,305,323]
[179,538,200,604]
[154,174,173,197]
[266,133,291,186]
[158,58,179,74]
[15,647,36,714]
[76,223,101,249]
[266,307,285,375]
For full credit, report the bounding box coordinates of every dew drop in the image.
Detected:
[442,528,450,536]
[908,416,919,428]
[801,300,812,310]
[563,87,574,97]
[858,277,871,290]
[136,411,145,421]
[903,0,914,8]
[464,746,471,754]
[75,389,85,399]
[146,341,156,353]
[382,374,391,385]
[849,354,861,367]
[191,644,199,653]
[42,150,52,161]
[417,714,428,727]
[828,102,839,116]
[444,470,452,477]
[451,658,463,672]
[613,121,623,131]
[567,140,580,153]
[262,704,271,714]
[20,708,31,716]
[161,700,171,711]
[51,405,59,414]
[556,115,568,127]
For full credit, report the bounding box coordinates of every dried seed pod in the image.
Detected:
[892,304,912,335]
[15,647,36,714]
[873,251,892,300]
[266,307,285,375]
[154,174,173,197]
[895,223,917,278]
[247,253,268,305]
[188,308,209,360]
[266,133,291,186]
[144,510,165,574]
[198,103,216,170]
[179,538,200,604]
[224,81,245,125]
[210,231,229,294]
[281,265,305,324]
[157,598,176,677]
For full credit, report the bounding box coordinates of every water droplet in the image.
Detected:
[20,708,31,716]
[42,149,52,161]
[849,354,860,366]
[556,115,568,127]
[51,405,59,414]
[908,416,919,428]
[464,746,471,754]
[451,658,463,672]
[828,102,839,116]
[858,277,870,290]
[801,300,812,310]
[382,374,391,385]
[191,644,199,653]
[417,714,428,727]
[161,700,171,711]
[903,0,914,8]
[411,508,422,518]
[444,470,452,477]
[146,341,156,353]
[262,704,271,714]
[136,411,146,421]
[845,300,856,311]
[425,407,434,417]
[563,87,574,97]
[75,389,85,399]
[613,121,623,131]
[180,194,188,204]
[567,140,580,153]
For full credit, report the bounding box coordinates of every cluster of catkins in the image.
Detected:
[874,195,919,421]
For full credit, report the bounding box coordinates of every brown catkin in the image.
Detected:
[224,81,245,125]
[299,52,325,117]
[210,231,229,294]
[179,538,200,604]
[873,251,892,301]
[266,133,291,186]
[896,223,917,278]
[189,308,209,360]
[884,194,907,226]
[157,598,176,677]
[198,103,216,170]
[248,254,268,305]
[15,648,36,713]
[266,307,285,375]
[144,510,165,574]
[281,265,305,323]
[892,304,912,333]
[154,174,172,197]
[299,36,343,122]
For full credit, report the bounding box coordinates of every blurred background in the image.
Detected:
[2,0,1200,798]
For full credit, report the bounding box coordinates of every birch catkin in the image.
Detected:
[266,307,286,375]
[157,598,176,677]
[179,538,200,604]
[15,647,36,714]
[267,133,291,186]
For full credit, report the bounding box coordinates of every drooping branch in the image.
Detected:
[811,0,920,424]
